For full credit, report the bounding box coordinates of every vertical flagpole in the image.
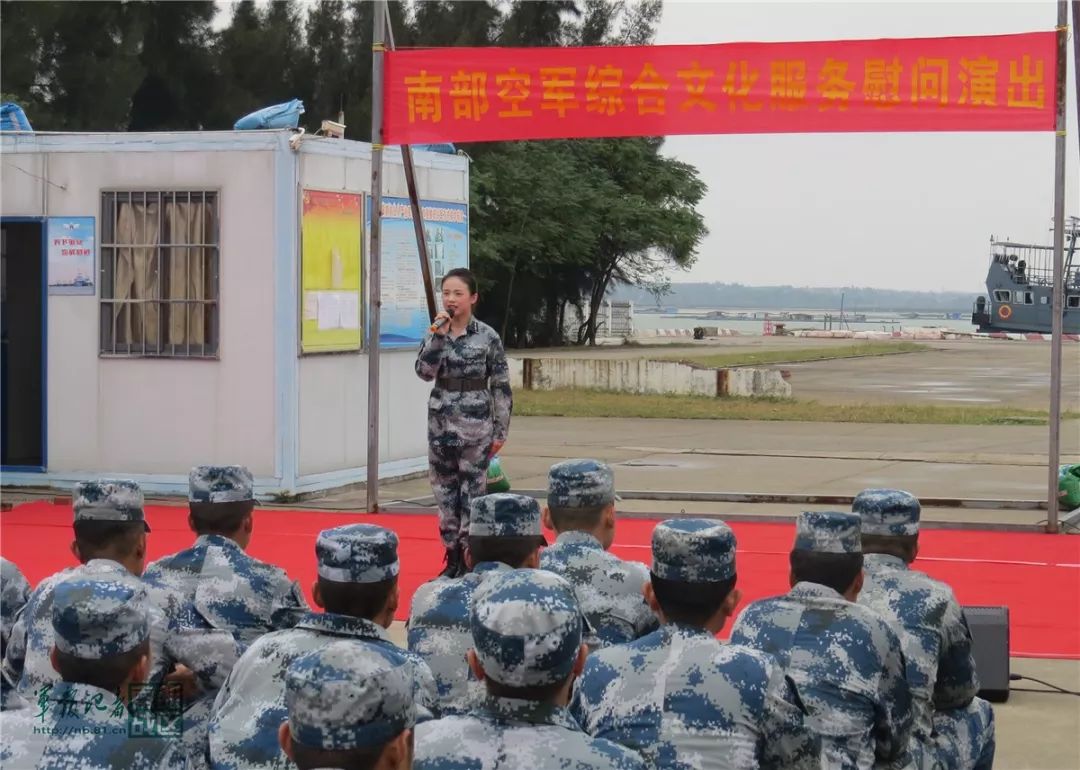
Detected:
[367,0,387,513]
[1073,1,1079,162]
[1047,0,1069,533]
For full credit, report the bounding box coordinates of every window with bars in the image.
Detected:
[100,191,220,357]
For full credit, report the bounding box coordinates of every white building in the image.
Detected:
[0,130,468,498]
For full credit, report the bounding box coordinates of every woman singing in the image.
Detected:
[415,268,512,578]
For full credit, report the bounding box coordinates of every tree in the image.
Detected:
[0,1,143,130]
[498,0,579,47]
[128,1,219,130]
[470,140,603,346]
[298,0,351,127]
[413,1,499,47]
[571,138,707,344]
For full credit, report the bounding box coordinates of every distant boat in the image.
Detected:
[971,217,1080,334]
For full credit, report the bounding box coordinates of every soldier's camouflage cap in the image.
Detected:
[853,488,921,537]
[316,524,400,584]
[73,479,149,532]
[650,518,737,583]
[188,465,255,504]
[794,511,862,554]
[469,493,543,538]
[546,459,619,509]
[51,575,149,659]
[285,640,416,751]
[470,568,582,688]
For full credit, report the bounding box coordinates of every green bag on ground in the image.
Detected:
[486,455,511,493]
[1059,464,1080,509]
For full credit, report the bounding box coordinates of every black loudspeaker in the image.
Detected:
[963,606,1010,703]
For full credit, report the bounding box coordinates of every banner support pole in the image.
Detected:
[366,0,387,513]
[383,5,438,322]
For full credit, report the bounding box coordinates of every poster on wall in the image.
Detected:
[368,196,469,347]
[47,217,95,295]
[300,190,364,353]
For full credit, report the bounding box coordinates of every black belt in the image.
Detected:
[437,377,489,392]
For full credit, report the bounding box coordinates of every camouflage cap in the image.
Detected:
[285,641,416,751]
[650,518,737,583]
[51,575,149,659]
[546,459,618,509]
[853,488,922,537]
[469,493,543,538]
[188,465,255,504]
[470,568,582,688]
[73,479,149,532]
[316,524,400,584]
[794,511,862,554]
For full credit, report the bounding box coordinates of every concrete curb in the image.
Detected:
[503,488,1049,510]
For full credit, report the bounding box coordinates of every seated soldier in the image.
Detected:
[572,518,818,769]
[415,569,645,770]
[278,641,416,770]
[408,492,545,715]
[209,523,435,770]
[0,575,186,768]
[1,557,30,657]
[142,465,309,647]
[854,489,995,770]
[540,459,658,650]
[3,481,170,700]
[1,557,30,710]
[731,511,914,770]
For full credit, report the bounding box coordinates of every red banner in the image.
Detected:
[383,32,1057,144]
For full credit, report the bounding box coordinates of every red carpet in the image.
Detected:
[2,502,1077,660]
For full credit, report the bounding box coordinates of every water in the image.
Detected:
[631,307,976,335]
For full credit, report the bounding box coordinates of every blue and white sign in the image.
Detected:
[48,217,95,295]
[368,197,469,347]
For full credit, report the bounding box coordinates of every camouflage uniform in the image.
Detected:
[1,557,30,656]
[855,489,996,770]
[142,466,309,647]
[415,318,513,550]
[0,575,187,768]
[541,460,658,649]
[572,518,818,770]
[282,641,417,757]
[730,511,914,770]
[408,493,542,714]
[414,569,645,770]
[1,557,28,709]
[208,524,436,770]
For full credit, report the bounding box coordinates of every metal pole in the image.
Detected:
[1047,0,1069,533]
[1073,2,1079,162]
[367,0,387,513]
[383,5,438,321]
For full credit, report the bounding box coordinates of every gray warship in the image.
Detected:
[971,216,1080,334]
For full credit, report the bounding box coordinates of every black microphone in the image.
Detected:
[430,307,455,333]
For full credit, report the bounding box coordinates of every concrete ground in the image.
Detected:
[321,417,1080,529]
[511,338,1080,411]
[383,623,1080,770]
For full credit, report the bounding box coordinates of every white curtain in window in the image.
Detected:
[165,200,211,347]
[114,202,160,347]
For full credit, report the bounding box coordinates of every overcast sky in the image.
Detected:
[655,1,1079,291]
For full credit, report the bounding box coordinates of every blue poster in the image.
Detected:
[47,217,95,295]
[368,197,469,347]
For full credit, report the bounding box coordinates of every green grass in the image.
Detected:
[516,389,1079,426]
[657,342,928,369]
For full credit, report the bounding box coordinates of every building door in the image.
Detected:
[1,219,46,470]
